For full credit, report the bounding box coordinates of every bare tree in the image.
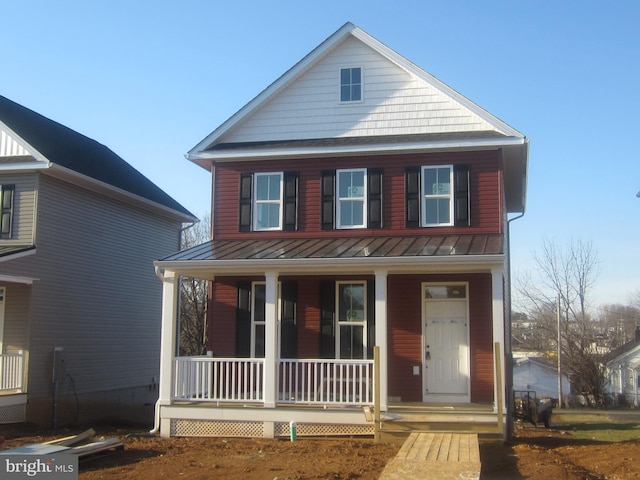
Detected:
[515,238,605,404]
[178,214,210,356]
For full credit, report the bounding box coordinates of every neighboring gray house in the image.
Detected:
[604,327,640,407]
[0,95,196,426]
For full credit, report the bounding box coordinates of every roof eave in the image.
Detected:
[155,253,505,279]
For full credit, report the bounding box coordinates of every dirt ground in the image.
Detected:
[2,421,640,479]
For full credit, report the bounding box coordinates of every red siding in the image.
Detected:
[207,273,495,403]
[212,151,503,239]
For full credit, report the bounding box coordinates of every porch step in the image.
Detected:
[379,404,502,438]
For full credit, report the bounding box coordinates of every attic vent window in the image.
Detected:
[340,67,362,102]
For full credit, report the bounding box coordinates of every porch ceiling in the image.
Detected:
[155,234,505,278]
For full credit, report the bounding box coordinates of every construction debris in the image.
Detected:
[0,428,124,460]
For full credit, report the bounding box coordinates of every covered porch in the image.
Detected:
[153,236,509,438]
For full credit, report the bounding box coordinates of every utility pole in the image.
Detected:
[557,295,563,408]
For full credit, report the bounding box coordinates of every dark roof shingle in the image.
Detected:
[0,95,194,219]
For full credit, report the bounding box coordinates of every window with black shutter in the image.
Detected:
[0,184,15,239]
[238,172,298,232]
[404,165,470,227]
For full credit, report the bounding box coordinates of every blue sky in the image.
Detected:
[2,1,639,306]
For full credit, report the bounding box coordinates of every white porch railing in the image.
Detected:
[172,357,375,406]
[0,351,25,392]
[279,359,374,405]
[172,357,265,402]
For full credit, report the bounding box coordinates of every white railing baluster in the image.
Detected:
[170,357,373,406]
[0,351,25,392]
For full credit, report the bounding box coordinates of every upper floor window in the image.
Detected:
[239,172,298,232]
[423,166,453,226]
[340,67,362,102]
[321,169,382,230]
[337,169,366,228]
[405,165,470,228]
[254,172,283,231]
[0,184,15,239]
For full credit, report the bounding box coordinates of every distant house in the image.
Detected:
[604,327,640,407]
[153,22,529,439]
[513,356,570,400]
[0,95,196,425]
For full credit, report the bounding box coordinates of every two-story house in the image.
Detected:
[153,23,528,439]
[0,95,196,425]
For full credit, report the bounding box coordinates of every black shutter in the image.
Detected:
[280,281,297,358]
[368,169,383,229]
[405,167,420,228]
[319,281,335,358]
[367,279,376,359]
[239,174,253,232]
[236,282,251,357]
[0,185,15,239]
[454,165,470,227]
[283,172,298,231]
[320,170,335,230]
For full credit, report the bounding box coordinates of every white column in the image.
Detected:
[157,270,178,437]
[491,266,506,413]
[264,271,278,408]
[374,270,388,411]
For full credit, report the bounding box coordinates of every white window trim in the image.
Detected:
[335,281,368,359]
[253,172,283,231]
[421,165,454,227]
[338,66,364,104]
[336,168,367,229]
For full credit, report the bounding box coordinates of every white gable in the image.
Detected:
[0,127,30,157]
[220,36,498,145]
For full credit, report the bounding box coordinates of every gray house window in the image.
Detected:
[0,184,15,239]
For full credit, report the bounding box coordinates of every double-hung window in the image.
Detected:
[336,282,367,359]
[340,67,362,102]
[239,172,298,232]
[0,184,15,239]
[251,283,266,358]
[423,166,453,226]
[254,172,283,231]
[337,169,366,229]
[405,165,470,228]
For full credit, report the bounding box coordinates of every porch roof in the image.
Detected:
[156,234,504,277]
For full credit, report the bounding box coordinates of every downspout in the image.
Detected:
[150,266,166,434]
[505,210,525,442]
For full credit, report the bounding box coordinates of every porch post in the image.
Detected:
[374,270,388,411]
[157,269,178,436]
[491,266,506,415]
[264,271,278,408]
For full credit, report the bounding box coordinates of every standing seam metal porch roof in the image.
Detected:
[160,234,504,263]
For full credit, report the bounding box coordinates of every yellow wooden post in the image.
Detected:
[374,346,381,442]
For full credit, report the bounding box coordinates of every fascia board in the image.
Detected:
[188,23,357,157]
[191,136,526,163]
[155,253,505,277]
[0,273,38,284]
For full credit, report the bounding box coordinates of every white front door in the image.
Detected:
[422,285,469,402]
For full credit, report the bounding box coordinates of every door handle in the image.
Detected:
[425,351,431,360]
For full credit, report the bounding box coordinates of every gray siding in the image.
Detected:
[0,172,37,245]
[3,173,183,399]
